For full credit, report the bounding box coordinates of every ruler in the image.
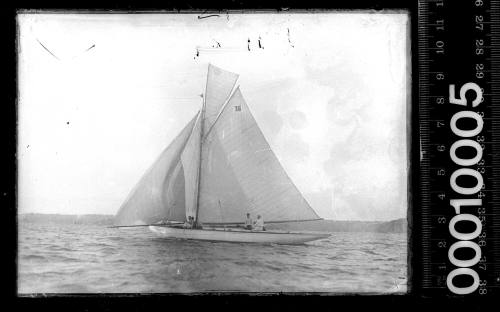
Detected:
[417,0,500,296]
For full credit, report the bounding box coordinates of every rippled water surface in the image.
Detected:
[18,222,407,293]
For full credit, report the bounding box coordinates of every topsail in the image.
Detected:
[203,64,239,135]
[114,64,321,226]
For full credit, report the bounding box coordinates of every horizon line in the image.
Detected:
[18,212,407,223]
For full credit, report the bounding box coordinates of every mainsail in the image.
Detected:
[115,64,321,226]
[198,87,320,224]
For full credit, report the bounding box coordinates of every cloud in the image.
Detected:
[286,110,308,130]
[282,133,310,162]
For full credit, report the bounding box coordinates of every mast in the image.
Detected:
[194,81,207,225]
[191,64,239,226]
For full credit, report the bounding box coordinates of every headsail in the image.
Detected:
[197,87,321,224]
[202,64,239,136]
[114,113,199,226]
[180,112,202,220]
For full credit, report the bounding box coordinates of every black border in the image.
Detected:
[7,0,414,306]
[7,0,414,308]
[5,0,488,309]
[3,3,18,302]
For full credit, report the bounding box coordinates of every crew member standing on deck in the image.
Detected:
[244,213,253,230]
[254,215,265,231]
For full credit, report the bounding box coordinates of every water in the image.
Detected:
[18,222,407,293]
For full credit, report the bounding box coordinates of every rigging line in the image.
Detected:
[36,38,60,60]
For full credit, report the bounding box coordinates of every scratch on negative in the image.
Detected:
[287,28,294,48]
[36,38,60,60]
[85,44,96,52]
[198,14,220,19]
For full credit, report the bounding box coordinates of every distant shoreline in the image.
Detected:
[18,213,407,233]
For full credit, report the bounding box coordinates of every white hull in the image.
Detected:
[149,225,330,244]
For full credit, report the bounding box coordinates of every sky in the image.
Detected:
[17,12,409,221]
